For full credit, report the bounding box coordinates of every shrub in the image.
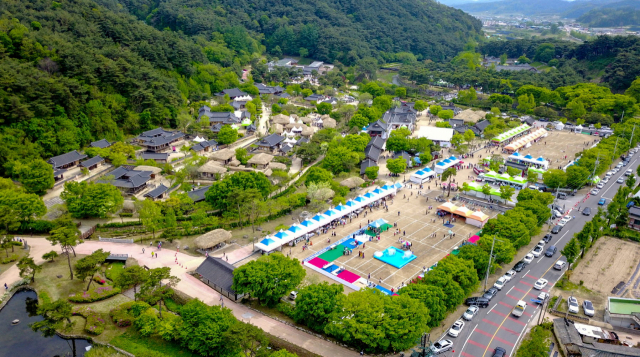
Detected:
[69,286,120,303]
[130,301,152,317]
[1,254,19,264]
[134,309,159,337]
[73,306,107,335]
[93,276,106,285]
[110,301,136,327]
[16,220,56,234]
[98,221,143,228]
[119,212,134,218]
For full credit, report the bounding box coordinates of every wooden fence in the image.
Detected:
[98,237,134,244]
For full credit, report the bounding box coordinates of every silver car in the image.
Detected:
[583,300,595,317]
[568,297,579,314]
[463,305,479,320]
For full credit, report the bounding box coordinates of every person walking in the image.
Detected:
[142,248,145,254]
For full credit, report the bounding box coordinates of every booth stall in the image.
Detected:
[467,210,490,228]
[434,156,460,174]
[410,168,436,184]
[492,124,531,144]
[504,128,547,153]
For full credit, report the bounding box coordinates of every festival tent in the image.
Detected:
[300,219,320,231]
[492,124,530,143]
[393,183,404,190]
[467,210,490,228]
[410,168,436,184]
[273,230,290,240]
[468,235,480,244]
[193,136,206,143]
[334,204,349,213]
[254,237,281,252]
[435,157,458,174]
[287,225,304,235]
[453,205,473,218]
[363,192,377,200]
[312,214,329,223]
[345,200,358,207]
[437,201,458,213]
[324,209,339,218]
[369,218,389,228]
[372,188,384,195]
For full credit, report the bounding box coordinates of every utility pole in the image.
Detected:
[630,124,636,146]
[591,152,600,185]
[484,235,496,291]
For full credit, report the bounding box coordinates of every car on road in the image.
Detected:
[553,209,563,218]
[560,216,573,225]
[504,270,517,282]
[464,297,490,307]
[596,182,605,189]
[513,260,527,272]
[617,177,625,184]
[591,188,600,195]
[627,169,633,176]
[602,177,609,184]
[483,287,499,301]
[494,277,508,290]
[616,163,623,169]
[543,233,553,243]
[463,305,479,321]
[624,161,629,167]
[583,300,595,317]
[538,292,549,301]
[492,347,507,357]
[512,300,527,317]
[532,245,544,258]
[537,240,546,248]
[558,219,568,227]
[554,261,567,270]
[583,207,591,216]
[534,278,548,290]
[606,171,614,177]
[545,245,557,257]
[524,253,534,264]
[431,339,453,354]
[613,168,619,174]
[568,297,580,314]
[448,320,465,337]
[599,198,607,205]
[551,225,563,234]
[558,192,568,200]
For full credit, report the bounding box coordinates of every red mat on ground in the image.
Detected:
[337,270,360,283]
[307,257,329,269]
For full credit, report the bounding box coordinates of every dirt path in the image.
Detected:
[0,237,56,290]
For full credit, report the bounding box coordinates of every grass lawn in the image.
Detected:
[105,262,125,282]
[377,70,395,84]
[111,329,200,357]
[0,245,29,270]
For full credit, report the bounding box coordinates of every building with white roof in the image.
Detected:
[417,127,454,147]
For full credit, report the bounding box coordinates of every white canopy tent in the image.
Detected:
[410,168,436,183]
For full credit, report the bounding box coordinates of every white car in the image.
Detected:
[616,163,623,169]
[583,300,595,317]
[431,339,454,354]
[523,253,534,264]
[613,168,619,174]
[463,305,479,321]
[512,300,527,317]
[538,292,549,301]
[448,320,465,337]
[561,216,572,224]
[602,177,609,183]
[534,278,548,290]
[596,182,605,189]
[626,169,633,176]
[568,297,580,314]
[503,270,517,282]
[537,240,545,248]
[591,189,600,195]
[531,245,543,258]
[494,277,508,290]
[617,177,625,184]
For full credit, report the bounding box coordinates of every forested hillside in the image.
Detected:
[577,7,640,27]
[101,0,483,64]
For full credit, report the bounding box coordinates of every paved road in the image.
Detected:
[443,152,639,357]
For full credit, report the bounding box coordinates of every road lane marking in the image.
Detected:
[474,328,515,347]
[482,318,519,335]
[460,323,478,356]
[506,286,514,294]
[468,340,488,349]
[487,304,496,315]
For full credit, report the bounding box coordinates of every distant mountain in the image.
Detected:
[436,0,501,5]
[577,7,640,27]
[454,0,623,17]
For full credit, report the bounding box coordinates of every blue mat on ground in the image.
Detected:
[375,285,393,295]
[444,224,455,228]
[342,238,359,248]
[323,264,340,273]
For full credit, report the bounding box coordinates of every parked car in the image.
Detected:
[583,300,595,317]
[545,245,557,257]
[431,340,454,354]
[568,297,580,314]
[463,306,479,321]
[602,177,609,183]
[512,300,527,317]
[596,182,605,189]
[534,278,548,290]
[626,169,633,176]
[448,320,465,337]
[289,291,297,300]
[617,177,625,184]
[464,297,489,307]
[583,207,591,216]
[591,188,600,195]
[616,163,623,169]
[492,347,507,357]
[483,288,499,301]
[554,261,567,270]
[558,192,567,199]
[537,240,546,248]
[494,277,508,290]
[523,253,534,264]
[532,245,544,258]
[513,260,527,272]
[543,233,553,243]
[599,198,607,205]
[551,225,563,234]
[553,210,563,218]
[538,292,549,301]
[560,216,573,224]
[503,270,517,282]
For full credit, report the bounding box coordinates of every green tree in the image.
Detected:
[232,253,306,307]
[217,125,238,145]
[322,146,360,174]
[47,226,81,279]
[517,325,551,357]
[136,199,163,240]
[221,321,270,357]
[75,249,110,291]
[349,113,369,128]
[437,110,454,120]
[517,94,535,113]
[458,244,494,280]
[316,102,333,115]
[625,77,640,103]
[463,129,475,144]
[627,174,636,189]
[13,159,55,195]
[499,185,515,202]
[478,235,516,264]
[293,282,343,332]
[429,105,442,116]
[566,166,590,189]
[235,148,250,165]
[365,166,379,180]
[543,169,567,189]
[517,55,531,64]
[500,53,507,65]
[386,128,411,152]
[414,100,428,112]
[442,167,457,197]
[482,183,492,197]
[61,181,123,219]
[30,299,74,337]
[42,251,58,262]
[399,283,447,327]
[18,256,42,282]
[138,267,180,319]
[115,265,149,301]
[386,158,407,175]
[305,167,333,186]
[295,142,322,164]
[205,171,272,210]
[561,237,580,268]
[394,87,407,98]
[178,299,236,355]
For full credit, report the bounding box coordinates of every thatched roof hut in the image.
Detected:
[134,165,162,174]
[340,177,365,188]
[323,117,337,128]
[301,127,314,137]
[194,229,232,249]
[271,114,291,125]
[197,161,227,174]
[247,153,274,166]
[300,116,314,124]
[210,148,235,162]
[273,123,284,134]
[269,162,287,171]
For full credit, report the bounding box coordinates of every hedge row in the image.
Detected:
[69,286,121,303]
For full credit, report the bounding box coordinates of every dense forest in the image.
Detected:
[102,0,483,64]
[577,7,640,27]
[455,0,638,18]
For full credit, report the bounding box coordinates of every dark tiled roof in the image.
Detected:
[144,184,169,199]
[365,145,382,162]
[449,119,465,128]
[629,206,640,218]
[280,144,293,153]
[368,120,388,132]
[196,257,237,294]
[53,168,67,177]
[80,156,105,168]
[368,136,386,150]
[188,186,210,202]
[304,94,323,101]
[211,123,223,133]
[360,159,378,175]
[141,128,165,136]
[246,124,257,132]
[258,134,284,147]
[137,129,185,148]
[278,93,291,99]
[296,137,309,145]
[89,139,112,149]
[216,88,248,98]
[191,140,218,152]
[47,150,88,169]
[99,167,152,189]
[140,152,169,161]
[505,161,528,171]
[475,120,491,132]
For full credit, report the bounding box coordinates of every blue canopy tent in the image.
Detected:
[300,220,315,227]
[355,196,366,202]
[372,188,383,195]
[363,192,375,199]
[369,218,388,228]
[324,209,338,217]
[312,214,328,222]
[274,230,289,239]
[335,204,348,212]
[287,225,303,234]
[346,200,357,207]
[260,237,276,245]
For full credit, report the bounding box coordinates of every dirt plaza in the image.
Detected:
[287,186,499,292]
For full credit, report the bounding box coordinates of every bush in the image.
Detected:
[98,221,143,228]
[93,276,106,285]
[134,309,159,337]
[69,286,120,303]
[276,302,295,318]
[110,301,136,327]
[16,220,56,234]
[73,306,107,335]
[1,254,19,264]
[119,212,134,218]
[130,301,152,317]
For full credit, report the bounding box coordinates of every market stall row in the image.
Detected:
[504,128,548,153]
[491,124,531,144]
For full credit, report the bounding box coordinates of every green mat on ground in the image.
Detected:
[318,244,347,262]
[364,230,377,237]
[380,223,393,231]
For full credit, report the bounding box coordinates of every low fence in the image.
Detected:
[80,225,96,240]
[548,309,590,323]
[106,253,128,261]
[195,275,243,302]
[98,237,133,244]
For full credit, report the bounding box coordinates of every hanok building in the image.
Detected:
[382,106,417,133]
[80,156,105,171]
[48,150,88,170]
[214,88,248,100]
[144,184,169,201]
[191,139,218,155]
[98,166,153,195]
[256,83,285,95]
[197,107,248,126]
[247,153,274,170]
[209,148,236,166]
[256,134,285,154]
[474,120,491,136]
[360,159,378,176]
[136,128,185,153]
[553,318,639,357]
[89,139,112,149]
[195,256,243,301]
[364,136,385,162]
[139,152,170,164]
[197,161,227,180]
[187,185,211,203]
[366,120,389,139]
[628,206,640,231]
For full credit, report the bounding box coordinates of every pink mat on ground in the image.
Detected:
[469,235,480,244]
[337,270,360,283]
[307,257,329,269]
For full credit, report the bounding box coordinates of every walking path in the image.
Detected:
[0,238,361,357]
